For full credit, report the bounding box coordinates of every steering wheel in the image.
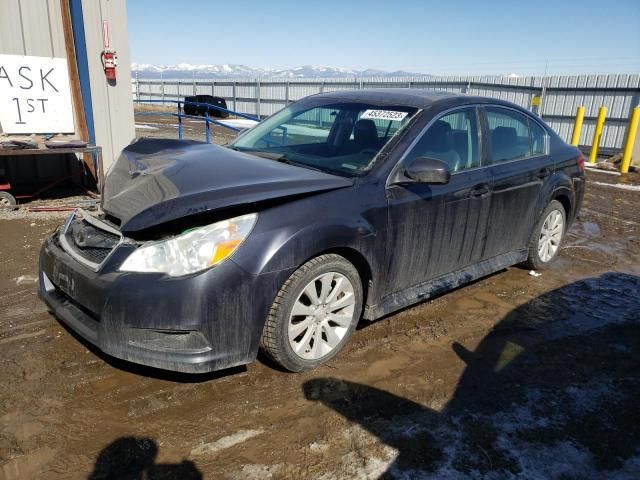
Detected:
[256,136,282,148]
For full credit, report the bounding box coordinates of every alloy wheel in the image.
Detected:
[288,271,355,360]
[538,209,564,262]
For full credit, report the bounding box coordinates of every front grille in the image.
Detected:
[68,244,112,264]
[60,210,122,270]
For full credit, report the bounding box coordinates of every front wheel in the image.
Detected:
[523,200,566,270]
[260,254,363,372]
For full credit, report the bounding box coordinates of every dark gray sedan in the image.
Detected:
[39,89,584,373]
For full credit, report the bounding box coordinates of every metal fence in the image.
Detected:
[132,74,640,152]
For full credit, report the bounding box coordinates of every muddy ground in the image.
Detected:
[1,170,639,479]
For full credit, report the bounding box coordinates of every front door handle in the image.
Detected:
[537,168,551,179]
[470,183,490,197]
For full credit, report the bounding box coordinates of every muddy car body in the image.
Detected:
[38,89,584,373]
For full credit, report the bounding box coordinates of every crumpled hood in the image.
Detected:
[102,138,353,233]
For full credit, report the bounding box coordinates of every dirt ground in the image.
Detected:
[1,170,639,479]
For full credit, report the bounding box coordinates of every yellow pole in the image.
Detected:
[589,106,607,164]
[570,106,585,146]
[620,107,640,174]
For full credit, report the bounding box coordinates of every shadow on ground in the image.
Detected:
[303,272,640,478]
[88,437,202,480]
[83,273,640,478]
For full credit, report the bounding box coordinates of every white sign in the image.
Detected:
[360,109,408,121]
[0,54,74,134]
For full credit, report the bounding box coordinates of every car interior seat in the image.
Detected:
[419,120,462,172]
[452,131,470,169]
[353,119,379,150]
[491,126,521,161]
[339,119,380,156]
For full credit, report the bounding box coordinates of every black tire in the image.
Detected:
[260,254,363,372]
[0,191,17,210]
[523,200,567,270]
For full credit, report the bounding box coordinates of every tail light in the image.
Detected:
[577,153,585,171]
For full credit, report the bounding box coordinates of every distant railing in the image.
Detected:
[132,74,640,153]
[133,99,258,144]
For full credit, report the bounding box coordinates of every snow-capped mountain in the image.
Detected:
[130,63,428,79]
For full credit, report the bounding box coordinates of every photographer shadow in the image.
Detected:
[88,437,201,480]
[303,272,640,477]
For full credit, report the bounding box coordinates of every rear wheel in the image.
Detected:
[260,254,362,372]
[523,200,566,270]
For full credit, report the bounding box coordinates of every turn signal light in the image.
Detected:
[210,239,242,265]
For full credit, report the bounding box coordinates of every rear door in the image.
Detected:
[385,107,492,293]
[481,106,554,257]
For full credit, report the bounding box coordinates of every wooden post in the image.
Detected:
[59,0,96,182]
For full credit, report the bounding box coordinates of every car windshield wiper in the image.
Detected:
[251,151,289,161]
[231,147,285,160]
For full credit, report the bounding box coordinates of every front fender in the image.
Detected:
[235,213,378,276]
[230,184,388,309]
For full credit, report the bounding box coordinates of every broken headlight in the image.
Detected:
[119,213,257,277]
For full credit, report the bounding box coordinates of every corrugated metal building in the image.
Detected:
[0,0,134,199]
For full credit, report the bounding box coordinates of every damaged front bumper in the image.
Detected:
[38,224,288,374]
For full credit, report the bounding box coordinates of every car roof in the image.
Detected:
[312,88,517,110]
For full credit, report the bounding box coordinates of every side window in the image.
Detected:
[405,108,480,173]
[529,119,547,156]
[486,108,531,163]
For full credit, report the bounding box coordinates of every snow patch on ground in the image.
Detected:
[134,124,159,130]
[317,446,398,480]
[190,429,264,456]
[218,118,259,129]
[298,379,639,479]
[590,180,640,191]
[225,463,284,480]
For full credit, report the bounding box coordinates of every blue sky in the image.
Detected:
[127,0,640,75]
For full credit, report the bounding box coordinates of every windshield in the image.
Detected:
[231,101,419,176]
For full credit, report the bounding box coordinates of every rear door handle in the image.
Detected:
[537,168,551,179]
[470,183,490,197]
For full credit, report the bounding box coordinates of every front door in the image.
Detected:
[384,107,492,294]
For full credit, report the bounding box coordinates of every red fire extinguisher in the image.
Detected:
[101,49,118,81]
[101,21,117,82]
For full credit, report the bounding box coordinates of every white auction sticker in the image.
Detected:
[360,110,408,121]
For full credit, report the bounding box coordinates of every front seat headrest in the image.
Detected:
[422,120,453,152]
[492,127,517,148]
[353,119,379,148]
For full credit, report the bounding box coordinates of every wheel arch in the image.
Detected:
[552,191,572,219]
[314,246,373,308]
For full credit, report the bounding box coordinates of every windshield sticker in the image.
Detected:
[360,110,408,121]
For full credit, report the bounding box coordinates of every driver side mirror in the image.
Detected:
[391,157,451,185]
